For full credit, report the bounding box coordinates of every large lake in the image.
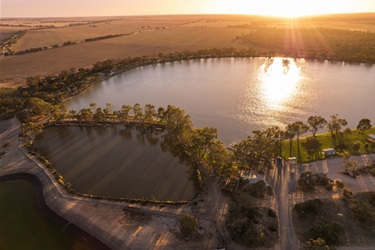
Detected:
[42,57,374,199]
[67,57,375,144]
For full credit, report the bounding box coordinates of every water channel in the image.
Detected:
[39,57,374,199]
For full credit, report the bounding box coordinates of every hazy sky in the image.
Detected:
[1,0,374,18]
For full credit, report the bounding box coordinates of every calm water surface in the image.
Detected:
[48,58,374,199]
[67,58,375,144]
[36,126,195,200]
[0,179,90,250]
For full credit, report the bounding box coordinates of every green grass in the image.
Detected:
[281,127,375,163]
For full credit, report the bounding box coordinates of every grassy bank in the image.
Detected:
[281,127,375,163]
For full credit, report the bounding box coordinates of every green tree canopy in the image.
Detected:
[357,118,371,135]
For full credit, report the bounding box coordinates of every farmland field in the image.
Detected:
[0,13,374,86]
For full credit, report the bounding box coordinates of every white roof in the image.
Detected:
[368,134,375,139]
[322,148,336,152]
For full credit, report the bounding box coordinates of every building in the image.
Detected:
[366,134,375,143]
[239,171,258,184]
[322,148,336,157]
[288,157,297,165]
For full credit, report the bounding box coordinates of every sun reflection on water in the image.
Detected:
[259,58,301,110]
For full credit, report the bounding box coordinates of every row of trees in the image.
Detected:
[236,27,375,63]
[234,115,372,167]
[23,97,373,177]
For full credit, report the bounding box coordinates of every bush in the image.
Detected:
[298,172,333,193]
[268,223,278,232]
[305,238,330,250]
[295,199,322,215]
[267,208,276,218]
[351,201,373,223]
[179,214,199,238]
[308,222,339,245]
[335,180,344,189]
[244,180,270,199]
[342,188,353,199]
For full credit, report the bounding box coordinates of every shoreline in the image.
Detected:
[0,173,110,250]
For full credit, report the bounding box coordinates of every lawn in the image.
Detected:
[281,127,375,163]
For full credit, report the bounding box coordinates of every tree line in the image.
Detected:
[21,97,373,179]
[235,27,375,63]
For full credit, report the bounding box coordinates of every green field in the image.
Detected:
[281,127,375,163]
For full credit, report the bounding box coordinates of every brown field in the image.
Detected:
[10,15,206,51]
[0,16,117,27]
[0,25,247,84]
[0,13,373,86]
[0,26,31,42]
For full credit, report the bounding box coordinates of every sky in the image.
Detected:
[1,0,374,18]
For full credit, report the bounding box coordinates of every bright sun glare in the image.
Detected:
[260,58,301,109]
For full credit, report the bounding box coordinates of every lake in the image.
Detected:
[67,57,375,145]
[35,125,196,200]
[41,57,375,199]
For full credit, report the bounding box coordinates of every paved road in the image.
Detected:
[265,154,375,250]
[266,159,302,250]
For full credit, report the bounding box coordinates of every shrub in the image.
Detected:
[351,201,373,223]
[267,208,276,218]
[295,199,322,215]
[179,214,199,238]
[244,180,269,199]
[268,223,278,232]
[308,222,339,245]
[305,238,330,250]
[335,143,347,151]
[335,180,344,189]
[342,188,353,199]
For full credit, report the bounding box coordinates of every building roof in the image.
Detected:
[368,134,375,139]
[322,148,336,152]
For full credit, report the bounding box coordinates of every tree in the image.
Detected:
[28,97,54,119]
[93,107,106,123]
[352,141,361,153]
[285,124,296,157]
[118,105,132,121]
[327,114,347,137]
[157,107,165,120]
[286,122,309,162]
[51,104,67,121]
[77,108,93,122]
[133,103,143,121]
[179,214,199,238]
[294,122,309,163]
[357,118,371,135]
[89,102,97,112]
[234,131,274,172]
[307,116,327,137]
[206,140,231,175]
[103,102,114,119]
[302,137,322,161]
[21,122,43,145]
[190,127,218,160]
[144,104,156,122]
[264,126,284,157]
